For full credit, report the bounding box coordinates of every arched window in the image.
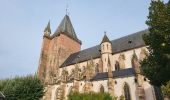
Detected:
[100,85,104,93]
[124,83,131,100]
[115,61,120,70]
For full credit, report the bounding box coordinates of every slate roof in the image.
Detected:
[91,68,135,81]
[60,29,149,67]
[51,15,81,44]
[44,21,51,33]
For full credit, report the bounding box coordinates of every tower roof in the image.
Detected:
[101,34,110,44]
[44,21,51,34]
[52,15,81,44]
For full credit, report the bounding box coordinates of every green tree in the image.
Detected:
[141,0,170,86]
[0,75,44,100]
[161,80,170,98]
[68,92,114,100]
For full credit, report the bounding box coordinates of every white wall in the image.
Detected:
[92,80,108,92]
[50,46,155,100]
[143,81,156,100]
[114,76,138,100]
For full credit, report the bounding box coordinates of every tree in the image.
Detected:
[0,75,44,100]
[141,0,170,86]
[161,81,170,98]
[68,92,114,100]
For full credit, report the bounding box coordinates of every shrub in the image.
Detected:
[0,75,44,100]
[68,92,113,100]
[161,81,170,98]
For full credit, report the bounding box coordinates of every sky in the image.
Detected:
[0,0,167,79]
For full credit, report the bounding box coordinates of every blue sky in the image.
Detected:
[0,0,165,79]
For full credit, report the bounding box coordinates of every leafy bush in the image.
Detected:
[161,81,170,98]
[68,92,113,100]
[0,75,44,100]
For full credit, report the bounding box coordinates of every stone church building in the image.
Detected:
[38,15,158,100]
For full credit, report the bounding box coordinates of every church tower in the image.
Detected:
[38,15,81,84]
[37,21,51,82]
[100,33,112,72]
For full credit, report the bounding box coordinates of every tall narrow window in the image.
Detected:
[115,61,120,70]
[124,83,131,100]
[107,44,108,50]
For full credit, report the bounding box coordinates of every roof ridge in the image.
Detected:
[110,29,149,42]
[60,29,148,67]
[70,29,148,55]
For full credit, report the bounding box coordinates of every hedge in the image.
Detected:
[0,75,44,100]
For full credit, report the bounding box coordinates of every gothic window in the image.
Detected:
[115,61,120,70]
[124,83,131,100]
[100,85,104,93]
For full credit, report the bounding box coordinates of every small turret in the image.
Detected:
[44,21,51,37]
[100,32,112,72]
[101,33,112,54]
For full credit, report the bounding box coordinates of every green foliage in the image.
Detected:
[161,81,170,98]
[68,92,114,100]
[0,75,44,100]
[141,0,170,86]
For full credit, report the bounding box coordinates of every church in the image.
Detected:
[37,14,158,100]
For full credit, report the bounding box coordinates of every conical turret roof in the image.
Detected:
[44,21,51,34]
[52,15,81,44]
[101,34,110,44]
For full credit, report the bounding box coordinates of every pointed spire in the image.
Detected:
[101,32,110,44]
[44,20,51,34]
[53,15,81,44]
